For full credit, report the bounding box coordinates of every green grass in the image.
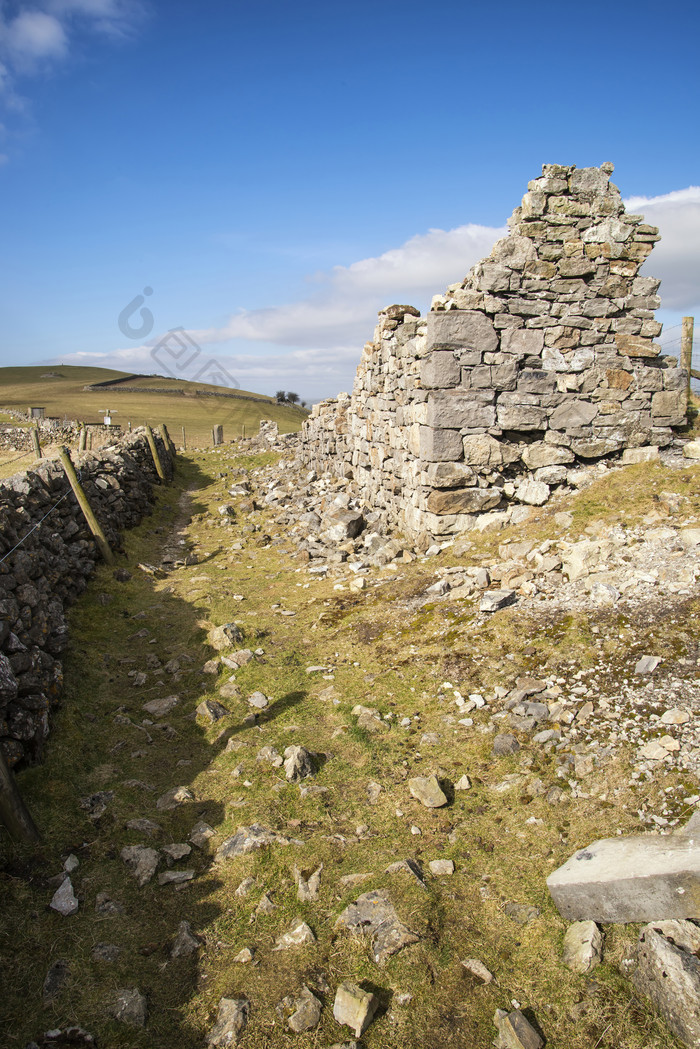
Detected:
[0,365,307,446]
[2,448,699,1047]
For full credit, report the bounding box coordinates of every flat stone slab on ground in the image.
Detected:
[207,997,250,1047]
[548,833,700,921]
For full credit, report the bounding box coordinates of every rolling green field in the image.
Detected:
[0,366,308,447]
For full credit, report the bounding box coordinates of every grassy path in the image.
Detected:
[1,447,691,1048]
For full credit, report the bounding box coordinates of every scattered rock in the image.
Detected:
[480,589,516,613]
[197,698,230,722]
[207,997,250,1047]
[156,785,195,811]
[120,845,159,887]
[158,869,195,885]
[284,745,316,782]
[112,987,147,1027]
[504,902,540,925]
[171,921,200,957]
[233,947,254,963]
[215,823,295,861]
[92,943,121,962]
[295,863,323,901]
[629,921,700,1047]
[493,1007,544,1049]
[429,859,455,876]
[50,878,78,916]
[43,959,70,1002]
[337,889,419,963]
[408,774,448,808]
[634,655,661,675]
[273,920,316,949]
[462,957,493,984]
[247,690,269,710]
[126,817,162,837]
[95,892,124,916]
[333,981,379,1038]
[280,986,323,1033]
[493,733,520,757]
[142,694,178,717]
[454,774,472,790]
[562,920,603,973]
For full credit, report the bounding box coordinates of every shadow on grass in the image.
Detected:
[0,454,246,1049]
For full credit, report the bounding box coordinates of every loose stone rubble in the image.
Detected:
[302,164,687,537]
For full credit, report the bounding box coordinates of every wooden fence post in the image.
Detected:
[145,425,167,482]
[30,427,41,459]
[212,424,223,446]
[681,317,695,398]
[157,423,175,459]
[58,447,114,565]
[79,427,87,452]
[0,748,41,843]
[181,426,186,451]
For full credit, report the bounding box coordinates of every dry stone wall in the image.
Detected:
[0,429,173,767]
[302,164,688,536]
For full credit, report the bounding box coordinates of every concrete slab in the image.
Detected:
[547,833,700,922]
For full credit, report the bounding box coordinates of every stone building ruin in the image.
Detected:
[302,163,688,536]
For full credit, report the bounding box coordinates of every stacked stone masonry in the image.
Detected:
[0,429,173,766]
[302,164,688,536]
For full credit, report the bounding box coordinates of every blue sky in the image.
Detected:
[0,0,699,402]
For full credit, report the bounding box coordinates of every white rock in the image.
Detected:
[50,877,78,916]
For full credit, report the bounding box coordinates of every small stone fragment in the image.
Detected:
[120,845,159,886]
[454,774,472,790]
[493,733,520,757]
[634,655,661,675]
[333,981,379,1038]
[92,943,121,962]
[95,892,124,916]
[171,921,200,957]
[142,694,178,717]
[504,902,540,925]
[112,987,147,1027]
[156,785,195,811]
[408,774,448,808]
[247,690,269,709]
[158,869,195,885]
[273,920,316,950]
[562,920,603,973]
[126,817,162,837]
[43,959,70,1002]
[190,820,215,848]
[429,859,455,876]
[462,957,493,984]
[480,589,516,613]
[233,947,254,963]
[163,843,192,863]
[284,745,316,782]
[493,1007,544,1049]
[287,986,323,1033]
[295,863,323,901]
[207,997,250,1047]
[50,878,78,916]
[197,698,230,722]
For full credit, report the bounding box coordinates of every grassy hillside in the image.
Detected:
[0,365,307,446]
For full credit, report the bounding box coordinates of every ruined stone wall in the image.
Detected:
[0,429,173,766]
[302,164,687,536]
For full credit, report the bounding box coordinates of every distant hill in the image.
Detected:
[0,365,308,445]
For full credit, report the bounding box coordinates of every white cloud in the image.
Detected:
[0,1,145,89]
[192,222,507,351]
[2,11,68,64]
[623,186,700,312]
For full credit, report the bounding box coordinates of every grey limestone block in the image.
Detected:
[420,350,460,389]
[418,426,464,462]
[547,833,700,922]
[426,310,498,353]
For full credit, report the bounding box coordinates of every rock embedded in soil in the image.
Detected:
[215,823,295,861]
[284,744,316,781]
[333,981,379,1038]
[281,986,323,1032]
[627,922,700,1048]
[492,733,520,757]
[337,889,419,963]
[171,920,200,957]
[462,957,494,984]
[207,997,250,1047]
[247,690,269,710]
[493,1007,544,1049]
[42,959,70,1002]
[112,987,148,1027]
[197,698,230,722]
[142,694,178,717]
[562,920,603,973]
[480,589,516,613]
[156,785,195,810]
[295,863,323,901]
[273,919,316,949]
[49,877,79,916]
[120,845,159,887]
[126,817,161,837]
[408,774,448,808]
[92,943,121,962]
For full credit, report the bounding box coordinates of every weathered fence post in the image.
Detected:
[30,427,41,459]
[212,424,223,446]
[681,316,695,398]
[145,425,167,482]
[158,423,176,459]
[79,427,87,452]
[181,426,186,451]
[58,447,114,565]
[0,748,41,843]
